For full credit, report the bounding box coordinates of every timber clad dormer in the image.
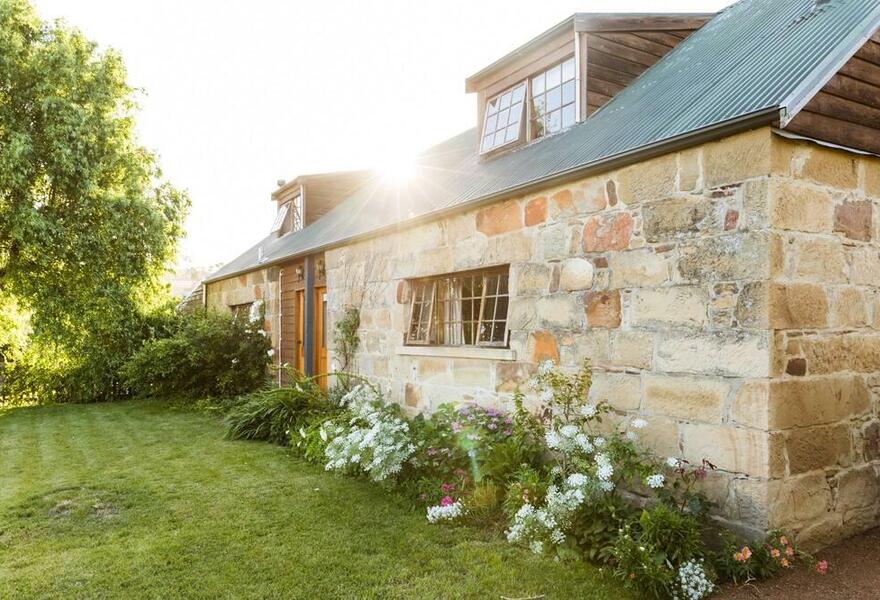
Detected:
[466,13,712,157]
[269,170,371,238]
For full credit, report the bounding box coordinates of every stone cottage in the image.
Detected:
[204,0,880,547]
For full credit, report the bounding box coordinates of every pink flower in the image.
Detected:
[779,535,789,546]
[771,548,781,558]
[440,483,454,493]
[440,496,454,506]
[785,546,794,557]
[504,417,513,425]
[451,422,462,433]
[780,557,790,568]
[816,560,829,575]
[503,429,513,436]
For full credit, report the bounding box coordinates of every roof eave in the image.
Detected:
[204,106,782,285]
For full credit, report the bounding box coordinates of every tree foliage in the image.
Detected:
[0,0,189,402]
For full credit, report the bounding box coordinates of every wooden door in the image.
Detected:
[314,286,328,386]
[295,289,305,373]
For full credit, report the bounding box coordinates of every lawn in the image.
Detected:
[0,400,630,599]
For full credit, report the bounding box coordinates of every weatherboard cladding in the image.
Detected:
[206,0,880,283]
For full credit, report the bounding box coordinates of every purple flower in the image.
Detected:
[503,429,513,436]
[486,422,497,430]
[504,417,513,425]
[440,495,455,506]
[451,422,462,433]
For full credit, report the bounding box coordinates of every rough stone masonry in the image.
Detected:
[323,126,880,548]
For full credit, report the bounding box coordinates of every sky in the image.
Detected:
[33,0,729,269]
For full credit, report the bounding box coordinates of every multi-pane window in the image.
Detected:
[230,302,255,321]
[270,202,289,233]
[406,267,509,347]
[530,56,576,138]
[291,194,304,232]
[480,83,527,154]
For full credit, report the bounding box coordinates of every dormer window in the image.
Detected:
[480,82,527,154]
[291,193,303,232]
[531,56,576,138]
[270,202,289,234]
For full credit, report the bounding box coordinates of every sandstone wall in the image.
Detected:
[324,126,880,545]
[765,138,880,546]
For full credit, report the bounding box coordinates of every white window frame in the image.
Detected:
[479,82,527,155]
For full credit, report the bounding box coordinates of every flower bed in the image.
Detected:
[235,361,827,599]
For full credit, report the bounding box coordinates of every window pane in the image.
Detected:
[511,85,526,103]
[562,104,576,128]
[496,108,509,128]
[498,274,509,295]
[546,64,562,88]
[505,125,519,142]
[532,73,545,95]
[494,130,506,145]
[495,295,509,321]
[482,297,496,321]
[548,109,561,133]
[499,91,512,109]
[562,57,576,82]
[487,98,499,115]
[546,86,561,111]
[485,114,497,132]
[532,95,546,118]
[508,102,523,125]
[481,135,494,152]
[562,80,576,105]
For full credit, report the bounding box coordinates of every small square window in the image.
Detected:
[530,55,578,140]
[270,202,289,233]
[480,82,526,154]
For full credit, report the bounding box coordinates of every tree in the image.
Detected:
[0,0,189,402]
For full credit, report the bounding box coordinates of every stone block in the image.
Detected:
[514,263,551,296]
[769,376,870,429]
[848,246,880,286]
[733,478,770,528]
[787,235,846,283]
[609,249,672,288]
[832,286,868,328]
[636,416,681,457]
[536,294,583,329]
[656,331,771,378]
[582,212,634,252]
[834,199,873,241]
[643,375,728,423]
[495,362,537,393]
[862,421,880,461]
[734,281,768,328]
[452,359,493,388]
[742,179,771,230]
[630,286,708,328]
[835,465,880,513]
[559,330,611,367]
[559,258,595,291]
[616,153,677,204]
[703,128,772,187]
[574,179,608,213]
[642,195,710,242]
[452,236,488,270]
[527,330,559,364]
[771,180,833,232]
[476,200,523,236]
[865,157,880,198]
[786,424,852,474]
[682,424,770,477]
[610,331,653,370]
[769,282,829,329]
[732,380,769,429]
[799,333,880,375]
[538,222,571,261]
[588,372,641,411]
[679,148,702,192]
[405,383,421,408]
[678,232,769,282]
[524,196,547,226]
[486,231,533,263]
[416,357,452,385]
[550,189,577,218]
[798,145,859,189]
[507,298,537,330]
[585,290,621,328]
[768,472,832,528]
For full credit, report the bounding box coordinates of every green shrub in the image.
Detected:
[224,374,334,445]
[122,310,271,400]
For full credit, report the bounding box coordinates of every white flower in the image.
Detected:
[426,501,464,523]
[597,463,614,481]
[598,480,614,492]
[538,360,554,375]
[631,417,648,429]
[539,389,554,403]
[593,436,606,448]
[527,377,539,390]
[579,404,597,418]
[231,357,239,365]
[566,473,589,487]
[559,424,579,439]
[298,427,306,438]
[646,474,665,489]
[529,540,544,554]
[677,560,714,600]
[544,430,561,449]
[319,427,328,442]
[267,348,275,357]
[574,433,593,453]
[666,456,681,468]
[257,329,267,336]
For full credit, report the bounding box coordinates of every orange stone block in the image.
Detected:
[585,290,621,328]
[524,197,548,226]
[582,212,634,252]
[551,189,575,213]
[476,200,523,236]
[528,330,559,364]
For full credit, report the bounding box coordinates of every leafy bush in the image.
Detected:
[122,310,271,400]
[714,530,811,584]
[224,373,332,445]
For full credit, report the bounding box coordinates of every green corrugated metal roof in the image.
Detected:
[207,0,880,283]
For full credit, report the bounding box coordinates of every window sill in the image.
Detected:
[395,345,517,361]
